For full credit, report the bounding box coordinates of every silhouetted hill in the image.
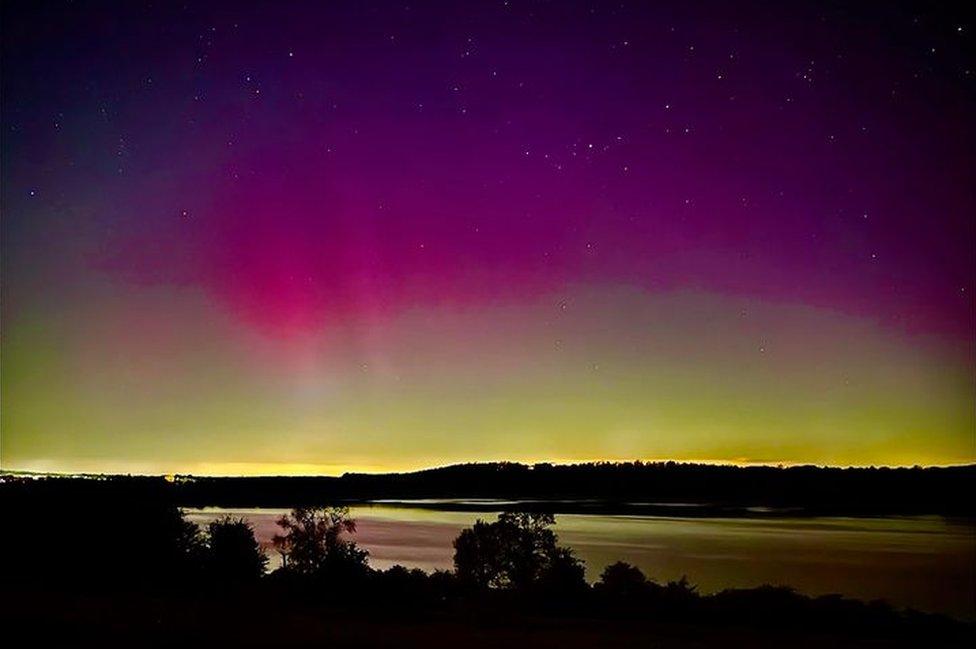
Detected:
[3,461,973,515]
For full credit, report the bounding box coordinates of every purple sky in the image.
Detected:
[2,1,974,474]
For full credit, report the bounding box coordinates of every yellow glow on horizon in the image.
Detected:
[3,286,973,475]
[4,454,971,479]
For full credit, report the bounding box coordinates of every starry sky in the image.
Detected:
[2,1,974,476]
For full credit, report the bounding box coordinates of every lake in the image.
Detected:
[184,504,976,620]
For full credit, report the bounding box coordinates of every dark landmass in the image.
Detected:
[4,461,974,515]
[1,476,972,647]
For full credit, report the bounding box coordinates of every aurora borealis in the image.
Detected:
[2,1,973,475]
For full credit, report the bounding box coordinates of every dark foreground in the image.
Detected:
[3,474,973,647]
[4,587,973,649]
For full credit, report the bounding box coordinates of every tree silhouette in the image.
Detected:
[595,561,657,599]
[664,574,698,600]
[535,546,588,597]
[453,511,584,590]
[272,506,368,576]
[142,505,206,582]
[204,516,268,583]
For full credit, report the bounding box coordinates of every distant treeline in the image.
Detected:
[5,461,970,514]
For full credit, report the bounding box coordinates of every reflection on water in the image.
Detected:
[184,504,975,619]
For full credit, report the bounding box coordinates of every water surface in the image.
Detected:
[184,504,975,619]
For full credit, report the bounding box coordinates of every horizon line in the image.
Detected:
[3,458,974,480]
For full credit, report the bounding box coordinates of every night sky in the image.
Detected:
[2,1,974,475]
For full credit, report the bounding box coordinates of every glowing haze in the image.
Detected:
[2,2,974,475]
